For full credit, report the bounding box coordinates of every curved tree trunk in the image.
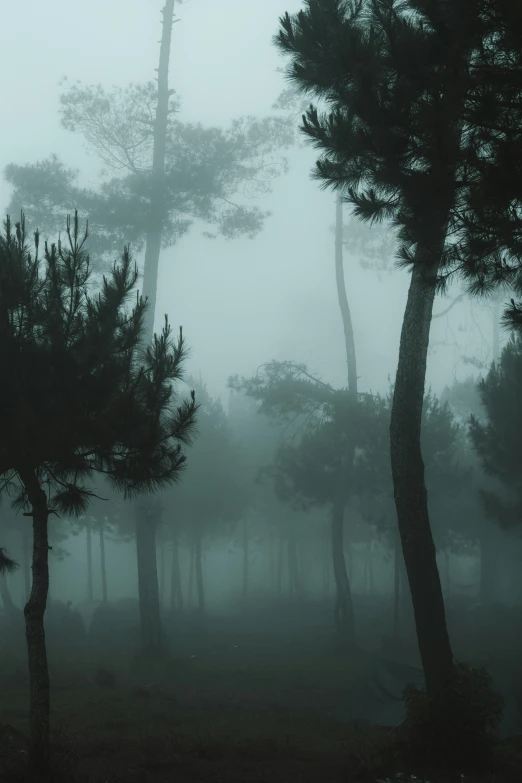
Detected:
[331,497,354,644]
[19,468,51,777]
[389,252,454,700]
[0,571,18,616]
[21,523,31,602]
[170,521,184,613]
[335,194,357,394]
[194,522,205,613]
[135,502,164,656]
[99,521,108,603]
[86,518,93,602]
[331,195,357,644]
[187,537,195,608]
[135,0,176,657]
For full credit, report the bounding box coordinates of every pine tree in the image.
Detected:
[5,2,294,654]
[273,0,515,709]
[469,336,522,532]
[0,211,197,775]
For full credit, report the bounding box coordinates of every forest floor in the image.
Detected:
[1,601,522,782]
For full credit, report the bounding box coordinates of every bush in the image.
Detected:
[403,663,504,770]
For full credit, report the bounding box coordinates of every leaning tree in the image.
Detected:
[273,0,522,714]
[0,211,197,776]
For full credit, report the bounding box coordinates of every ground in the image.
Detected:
[1,595,521,782]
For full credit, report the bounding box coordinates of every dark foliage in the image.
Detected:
[470,336,522,532]
[404,664,504,770]
[0,210,198,511]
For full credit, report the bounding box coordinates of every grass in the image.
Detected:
[1,635,522,782]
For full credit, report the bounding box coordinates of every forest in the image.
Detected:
[1,1,522,782]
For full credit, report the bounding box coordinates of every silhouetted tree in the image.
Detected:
[5,2,293,655]
[470,336,522,535]
[274,0,520,712]
[0,211,197,776]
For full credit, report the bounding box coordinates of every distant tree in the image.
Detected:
[470,336,522,535]
[167,379,246,613]
[0,211,197,775]
[5,1,294,656]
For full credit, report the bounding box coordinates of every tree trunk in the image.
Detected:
[170,522,183,613]
[242,517,249,598]
[99,521,108,603]
[333,194,356,645]
[135,503,164,657]
[141,0,175,336]
[444,549,451,597]
[158,529,165,609]
[331,497,355,645]
[21,524,31,602]
[187,537,195,608]
[389,253,455,700]
[134,0,176,659]
[19,468,51,776]
[335,194,357,394]
[194,523,205,612]
[0,571,17,616]
[86,518,93,602]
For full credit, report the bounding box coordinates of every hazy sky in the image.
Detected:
[1,0,503,404]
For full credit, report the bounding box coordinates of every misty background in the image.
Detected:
[0,0,503,605]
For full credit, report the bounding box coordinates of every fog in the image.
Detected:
[1,0,502,403]
[1,2,521,781]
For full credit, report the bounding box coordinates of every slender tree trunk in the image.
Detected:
[99,521,108,603]
[158,530,165,609]
[141,0,175,334]
[19,468,51,776]
[335,194,357,392]
[333,194,357,645]
[135,502,164,656]
[444,549,451,597]
[86,518,93,602]
[390,247,455,700]
[187,537,195,608]
[134,0,176,657]
[242,517,249,598]
[492,292,502,364]
[169,521,183,613]
[194,522,205,612]
[331,497,355,644]
[0,571,17,616]
[21,524,31,602]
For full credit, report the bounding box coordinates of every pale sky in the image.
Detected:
[0,0,502,403]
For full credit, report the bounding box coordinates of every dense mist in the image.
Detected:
[1,2,522,783]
